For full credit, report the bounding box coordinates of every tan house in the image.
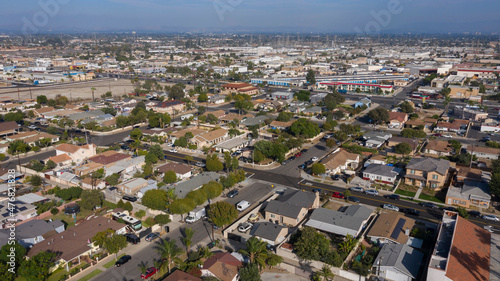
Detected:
[73,162,104,177]
[201,252,242,281]
[6,131,59,146]
[147,100,185,115]
[404,157,451,188]
[445,180,491,208]
[191,129,228,148]
[424,139,452,156]
[264,189,320,227]
[367,212,417,245]
[221,82,259,96]
[455,167,482,184]
[448,85,480,99]
[117,178,148,195]
[388,112,408,128]
[320,149,360,175]
[55,143,96,164]
[203,110,226,120]
[47,154,73,168]
[0,121,20,136]
[387,137,419,155]
[469,145,500,160]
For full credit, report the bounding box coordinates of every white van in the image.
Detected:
[236,200,251,212]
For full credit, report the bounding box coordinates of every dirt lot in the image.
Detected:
[0,78,192,102]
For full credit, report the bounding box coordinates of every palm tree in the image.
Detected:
[185,155,193,165]
[90,87,96,101]
[138,261,148,276]
[130,140,140,156]
[181,227,195,253]
[197,246,213,260]
[239,237,268,269]
[153,259,163,278]
[318,265,334,281]
[154,239,183,274]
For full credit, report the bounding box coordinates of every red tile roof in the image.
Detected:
[163,270,202,281]
[446,216,490,281]
[88,152,130,165]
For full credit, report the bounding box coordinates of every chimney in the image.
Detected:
[405,228,410,236]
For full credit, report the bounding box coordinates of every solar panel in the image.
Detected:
[390,218,406,240]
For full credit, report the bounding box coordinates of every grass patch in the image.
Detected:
[47,208,94,229]
[418,193,445,203]
[78,269,102,281]
[47,268,67,281]
[103,254,125,269]
[395,189,416,197]
[102,200,117,210]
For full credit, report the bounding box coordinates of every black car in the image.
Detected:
[124,233,140,244]
[227,189,239,198]
[403,208,420,216]
[443,206,458,212]
[348,196,360,203]
[384,194,400,200]
[331,174,340,181]
[419,202,438,209]
[122,195,137,202]
[115,255,131,267]
[469,210,481,217]
[298,164,306,169]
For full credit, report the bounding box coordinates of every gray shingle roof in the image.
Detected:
[406,157,450,175]
[162,172,220,198]
[250,222,286,241]
[374,243,424,279]
[305,205,373,236]
[363,164,400,178]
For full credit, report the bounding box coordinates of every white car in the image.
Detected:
[482,215,500,222]
[443,135,453,138]
[28,125,37,130]
[195,162,206,167]
[383,204,399,212]
[311,157,319,162]
[365,189,379,196]
[169,148,177,153]
[238,223,253,233]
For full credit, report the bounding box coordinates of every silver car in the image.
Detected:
[365,189,379,196]
[383,204,399,212]
[482,215,500,222]
[349,186,364,193]
[238,223,253,233]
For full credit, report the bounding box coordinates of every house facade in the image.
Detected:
[404,157,450,188]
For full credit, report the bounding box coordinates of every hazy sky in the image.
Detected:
[2,0,499,34]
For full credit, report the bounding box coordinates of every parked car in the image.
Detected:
[298,164,306,169]
[122,195,137,202]
[384,194,400,200]
[443,135,453,138]
[348,196,360,203]
[115,255,132,267]
[295,152,302,157]
[469,210,481,217]
[349,186,364,193]
[195,162,206,167]
[383,204,399,212]
[332,192,345,199]
[238,223,253,233]
[364,189,379,196]
[312,188,322,193]
[169,148,178,153]
[402,208,420,216]
[141,267,158,279]
[311,157,319,162]
[443,206,458,212]
[433,133,442,137]
[482,215,500,222]
[331,174,341,181]
[145,232,160,242]
[124,233,140,245]
[419,202,438,209]
[227,189,239,198]
[236,200,251,211]
[248,213,259,223]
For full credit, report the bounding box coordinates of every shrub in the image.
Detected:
[135,210,146,219]
[50,208,59,215]
[145,217,156,226]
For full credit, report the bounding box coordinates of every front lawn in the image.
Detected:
[78,269,102,281]
[418,193,445,203]
[395,189,416,197]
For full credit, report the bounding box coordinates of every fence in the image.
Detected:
[17,165,79,187]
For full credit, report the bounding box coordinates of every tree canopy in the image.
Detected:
[290,118,320,138]
[367,108,389,124]
[208,201,238,227]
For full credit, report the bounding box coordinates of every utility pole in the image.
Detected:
[29,87,32,99]
[17,87,20,100]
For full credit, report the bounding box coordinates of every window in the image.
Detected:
[431,183,437,188]
[410,170,415,174]
[432,174,438,180]
[270,214,275,218]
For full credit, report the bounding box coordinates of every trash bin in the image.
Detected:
[165,226,170,233]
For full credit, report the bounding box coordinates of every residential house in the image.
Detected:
[373,244,424,281]
[239,115,269,129]
[141,127,177,137]
[427,212,490,281]
[388,112,408,128]
[213,136,251,153]
[445,180,491,208]
[162,172,220,199]
[305,205,373,237]
[6,131,59,146]
[453,106,488,121]
[249,222,288,246]
[47,154,73,168]
[148,100,185,115]
[387,137,419,155]
[364,154,387,167]
[33,107,56,118]
[0,219,65,248]
[73,162,104,177]
[191,129,228,148]
[363,164,401,184]
[16,193,50,205]
[0,201,37,228]
[354,98,371,108]
[81,177,106,190]
[105,156,145,179]
[320,149,360,175]
[469,145,500,160]
[169,127,206,143]
[156,162,193,180]
[118,178,148,195]
[271,91,294,100]
[163,270,202,281]
[55,143,96,164]
[201,252,242,281]
[221,82,259,96]
[363,131,392,148]
[264,189,320,227]
[404,118,427,130]
[220,113,253,124]
[27,216,126,272]
[88,151,132,166]
[203,110,226,120]
[455,167,482,184]
[424,139,452,156]
[302,106,322,116]
[0,121,20,137]
[269,120,295,130]
[404,157,451,188]
[367,212,418,246]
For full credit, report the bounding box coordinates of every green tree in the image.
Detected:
[154,239,183,273]
[0,262,15,281]
[92,228,115,248]
[394,142,412,155]
[489,172,500,197]
[238,263,262,281]
[306,69,316,84]
[311,163,326,175]
[0,242,26,269]
[294,227,330,261]
[19,251,56,281]
[239,237,269,268]
[130,128,143,140]
[154,214,171,225]
[318,265,335,281]
[30,160,44,172]
[448,140,462,153]
[367,107,389,124]
[457,207,469,219]
[45,160,56,170]
[103,234,128,259]
[324,91,345,110]
[206,154,223,172]
[169,198,196,215]
[149,115,160,128]
[290,118,320,138]
[276,112,293,122]
[30,175,42,187]
[46,126,59,135]
[79,189,104,210]
[135,210,146,219]
[401,128,427,138]
[181,227,195,253]
[294,90,311,101]
[163,170,177,184]
[123,202,133,212]
[142,189,169,210]
[399,101,414,113]
[198,93,209,102]
[234,100,254,114]
[36,95,48,104]
[333,131,348,142]
[208,201,238,227]
[105,173,120,186]
[185,155,193,165]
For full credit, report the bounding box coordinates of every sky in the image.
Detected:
[1,0,499,34]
